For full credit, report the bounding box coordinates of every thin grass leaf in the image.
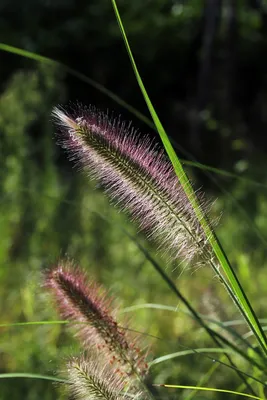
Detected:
[0,320,69,328]
[154,384,264,400]
[179,140,267,248]
[150,347,266,388]
[183,159,267,188]
[0,373,68,383]
[149,348,234,366]
[223,319,267,327]
[121,303,260,358]
[0,43,150,128]
[151,349,267,389]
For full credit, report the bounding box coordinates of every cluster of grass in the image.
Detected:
[1,2,267,399]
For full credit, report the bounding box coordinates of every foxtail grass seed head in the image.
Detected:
[53,105,214,267]
[67,354,140,400]
[45,261,149,378]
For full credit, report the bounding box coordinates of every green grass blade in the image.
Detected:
[183,159,267,188]
[150,349,265,389]
[243,326,267,340]
[0,320,69,328]
[150,348,233,366]
[203,169,267,247]
[177,137,267,248]
[154,384,264,400]
[110,0,267,354]
[0,373,68,383]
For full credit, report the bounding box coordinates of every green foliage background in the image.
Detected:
[1,1,267,399]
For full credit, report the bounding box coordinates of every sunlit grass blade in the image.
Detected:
[179,139,267,248]
[0,43,152,128]
[183,159,267,188]
[122,304,267,328]
[0,373,68,383]
[172,135,267,189]
[243,326,267,340]
[149,348,234,366]
[0,320,69,328]
[153,384,264,400]
[192,156,267,248]
[110,0,267,355]
[224,319,267,327]
[150,348,265,388]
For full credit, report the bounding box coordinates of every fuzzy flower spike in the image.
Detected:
[45,261,149,381]
[66,354,140,400]
[53,105,213,266]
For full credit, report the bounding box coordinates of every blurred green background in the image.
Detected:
[1,0,267,399]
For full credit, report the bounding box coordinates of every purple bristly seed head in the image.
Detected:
[45,261,149,377]
[52,105,213,266]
